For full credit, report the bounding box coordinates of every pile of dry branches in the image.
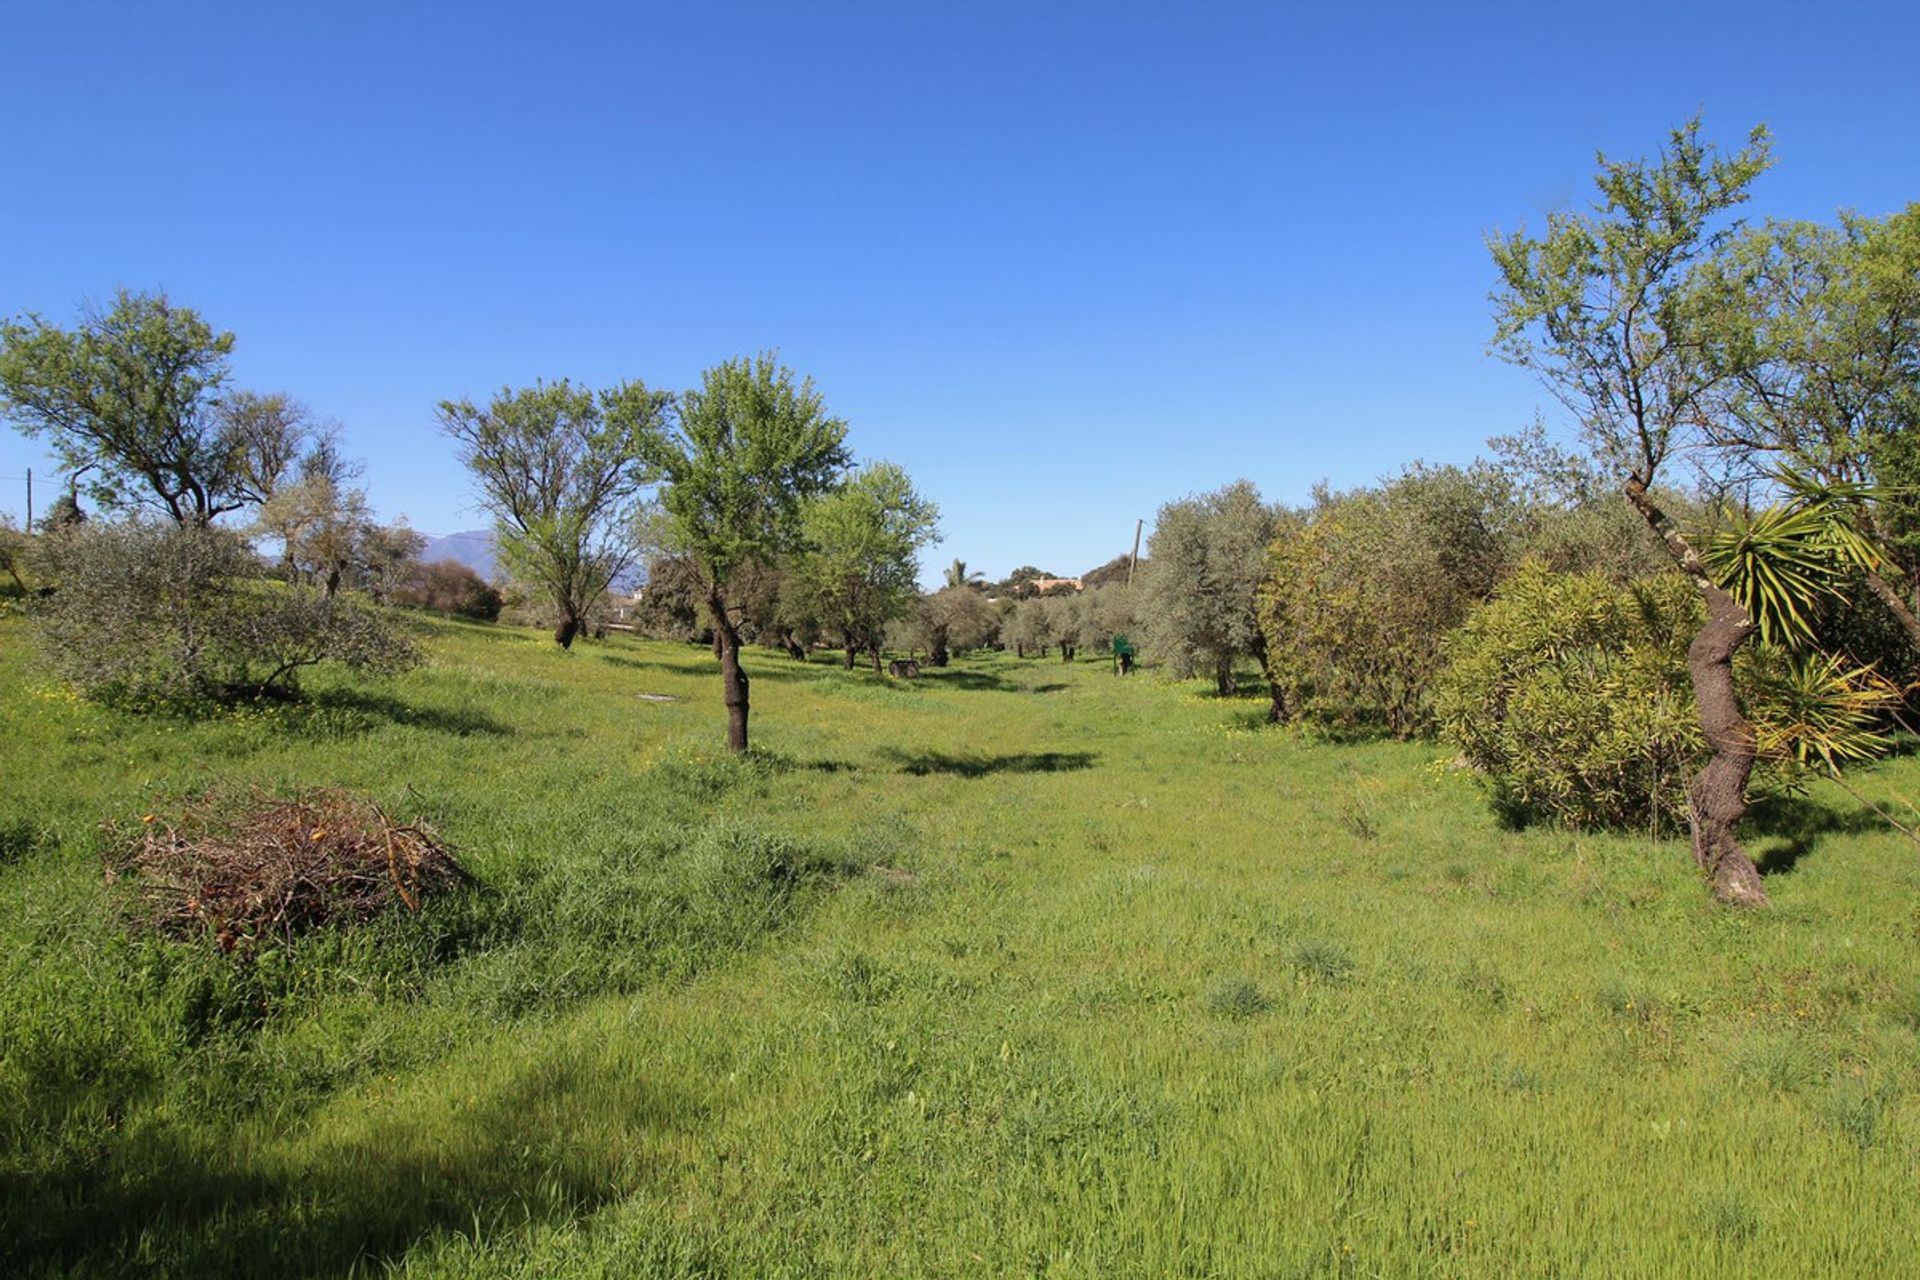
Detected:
[109,788,469,951]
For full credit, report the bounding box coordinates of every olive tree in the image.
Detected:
[1137,480,1278,701]
[441,378,670,648]
[31,520,417,706]
[641,354,850,752]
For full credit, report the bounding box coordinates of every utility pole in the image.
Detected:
[1126,517,1143,587]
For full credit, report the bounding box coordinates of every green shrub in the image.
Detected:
[394,559,503,621]
[1437,564,1704,830]
[30,520,418,707]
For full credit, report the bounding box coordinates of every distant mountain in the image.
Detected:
[418,529,497,581]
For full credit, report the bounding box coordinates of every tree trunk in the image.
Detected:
[779,627,806,661]
[554,613,579,649]
[1686,581,1769,905]
[709,590,749,754]
[711,630,723,660]
[930,626,950,668]
[1251,633,1285,724]
[1015,642,1024,658]
[1624,478,1767,906]
[843,635,857,669]
[1214,655,1236,697]
[869,644,883,674]
[1864,569,1920,649]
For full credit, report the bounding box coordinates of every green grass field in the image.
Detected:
[4,614,1920,1277]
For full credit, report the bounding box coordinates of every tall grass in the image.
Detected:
[3,615,1918,1276]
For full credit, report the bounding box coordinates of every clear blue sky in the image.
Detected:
[3,1,1915,583]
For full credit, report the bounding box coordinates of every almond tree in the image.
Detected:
[641,354,849,752]
[796,462,938,671]
[441,378,670,648]
[0,291,242,525]
[1489,118,1780,904]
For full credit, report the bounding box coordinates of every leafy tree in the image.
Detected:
[0,291,242,524]
[0,518,29,594]
[1259,463,1517,738]
[1138,480,1277,699]
[395,559,503,621]
[914,582,1000,665]
[1488,118,1890,905]
[223,391,319,505]
[41,490,86,531]
[1694,206,1920,638]
[1042,591,1091,661]
[441,378,670,648]
[641,354,850,752]
[1081,553,1137,590]
[1005,596,1055,658]
[632,551,709,642]
[796,462,939,671]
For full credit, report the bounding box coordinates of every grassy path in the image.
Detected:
[4,618,1919,1275]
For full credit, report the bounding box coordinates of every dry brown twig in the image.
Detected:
[107,788,470,952]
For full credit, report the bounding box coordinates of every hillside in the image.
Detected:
[3,616,1919,1276]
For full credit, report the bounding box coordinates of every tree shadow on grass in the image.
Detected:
[306,688,512,737]
[880,748,1098,778]
[594,652,699,675]
[919,669,1019,693]
[1,1054,694,1278]
[1746,793,1888,875]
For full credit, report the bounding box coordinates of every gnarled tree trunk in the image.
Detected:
[778,627,806,661]
[1625,479,1767,906]
[708,589,749,753]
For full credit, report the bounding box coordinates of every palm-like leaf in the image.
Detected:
[1748,650,1900,773]
[1703,492,1880,647]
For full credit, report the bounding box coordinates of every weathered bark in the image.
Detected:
[1624,478,1768,906]
[708,589,749,753]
